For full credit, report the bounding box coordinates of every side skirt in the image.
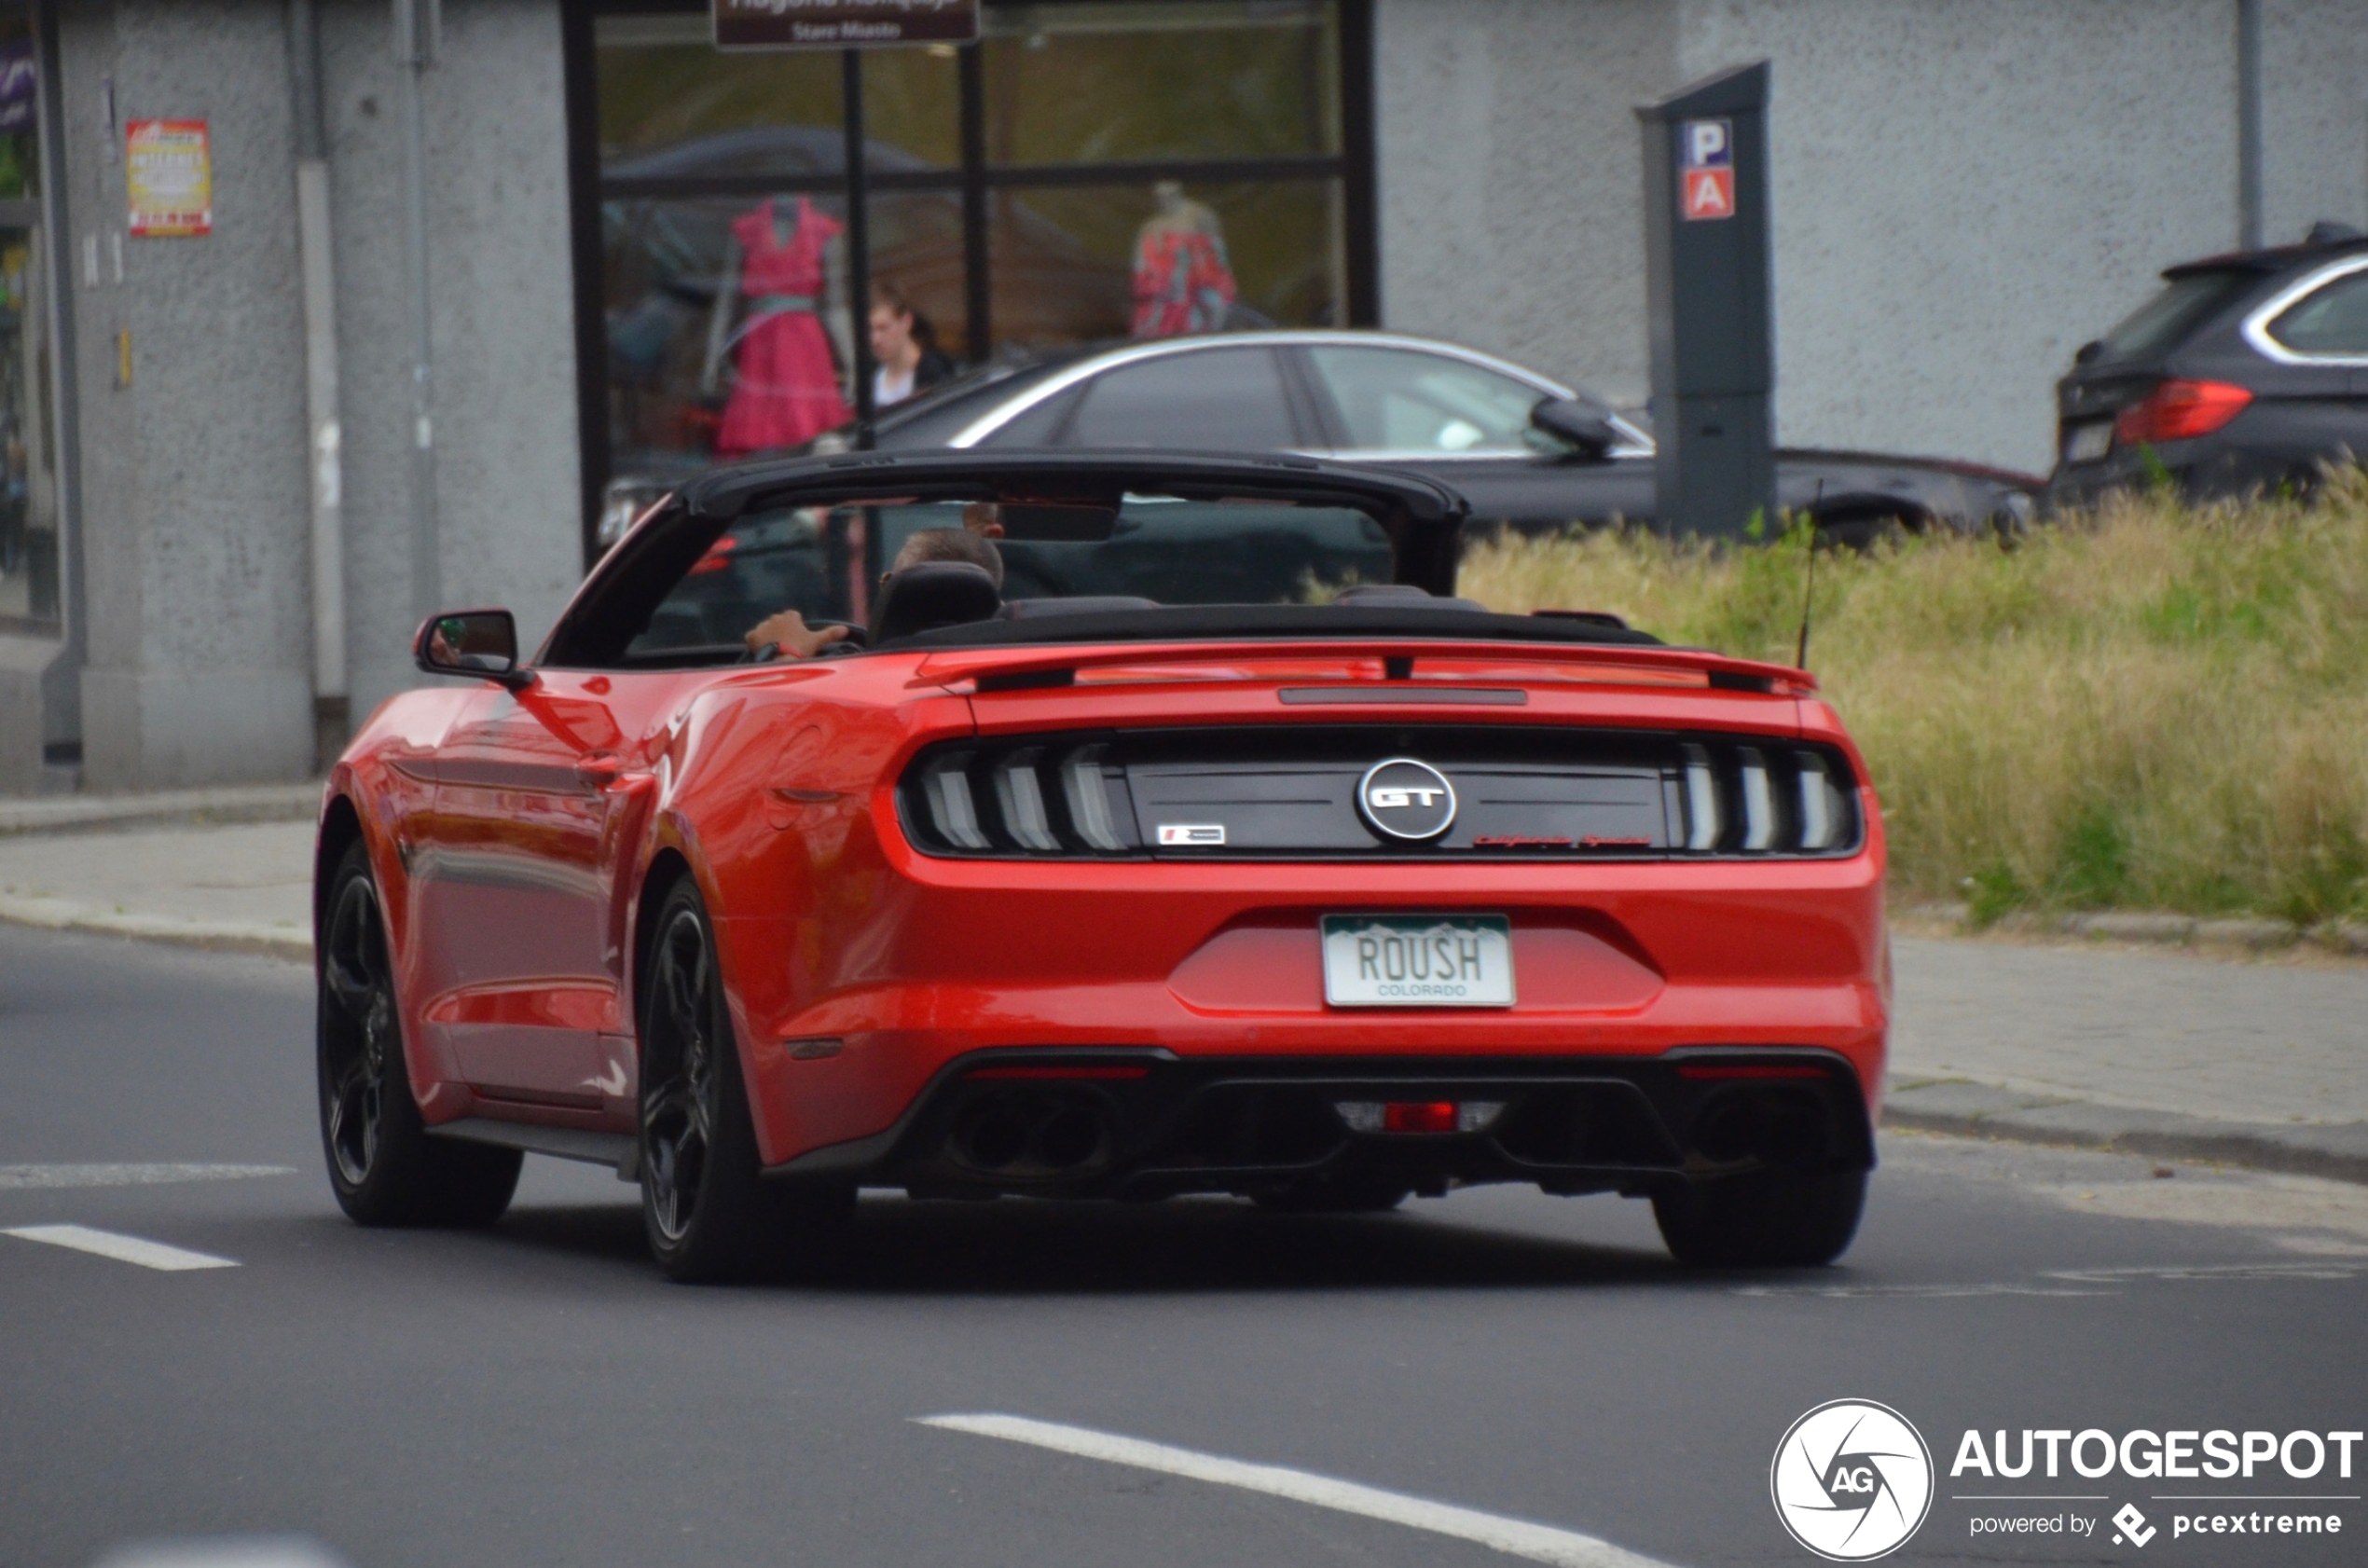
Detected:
[429,1116,638,1181]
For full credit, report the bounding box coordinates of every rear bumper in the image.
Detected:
[771,1046,1875,1199]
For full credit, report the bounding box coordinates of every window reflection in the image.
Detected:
[605,190,973,474]
[993,181,1342,352]
[591,2,1353,482]
[983,2,1338,165]
[0,2,55,629]
[597,15,957,174]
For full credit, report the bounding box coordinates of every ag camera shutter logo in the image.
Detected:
[1771,1399,1934,1561]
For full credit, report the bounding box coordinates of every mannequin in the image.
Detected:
[701,196,856,454]
[1131,180,1238,338]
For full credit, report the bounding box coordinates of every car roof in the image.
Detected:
[2163,234,2368,281]
[929,331,1580,449]
[680,447,1470,528]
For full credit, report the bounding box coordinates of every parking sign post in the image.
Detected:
[1636,62,1774,541]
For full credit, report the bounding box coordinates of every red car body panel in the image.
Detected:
[324,637,1888,1174]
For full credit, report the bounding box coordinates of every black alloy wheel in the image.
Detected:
[317,840,520,1226]
[637,876,850,1283]
[1651,1167,1866,1268]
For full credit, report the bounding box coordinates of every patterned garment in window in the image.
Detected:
[1131,223,1237,338]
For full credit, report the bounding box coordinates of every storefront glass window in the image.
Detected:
[982,2,1338,166]
[990,178,1341,352]
[589,1,1358,485]
[598,14,958,175]
[0,2,57,631]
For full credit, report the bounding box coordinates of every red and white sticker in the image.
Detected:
[1157,824,1226,846]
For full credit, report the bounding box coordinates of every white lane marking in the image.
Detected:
[0,1162,296,1190]
[1732,1282,2113,1300]
[2044,1261,2363,1283]
[916,1413,1680,1568]
[3,1223,238,1271]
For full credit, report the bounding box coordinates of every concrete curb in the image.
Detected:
[1885,1080,2368,1187]
[0,783,324,838]
[1897,901,2368,959]
[0,893,311,962]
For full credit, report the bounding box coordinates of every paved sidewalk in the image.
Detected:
[2,802,2362,1181]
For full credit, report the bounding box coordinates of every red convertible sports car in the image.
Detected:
[316,451,1887,1281]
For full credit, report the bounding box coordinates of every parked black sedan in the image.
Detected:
[2047,226,2368,509]
[789,332,2038,543]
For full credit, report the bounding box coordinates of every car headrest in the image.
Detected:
[999,596,1162,619]
[870,561,1003,644]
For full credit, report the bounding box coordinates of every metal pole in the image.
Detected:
[395,0,441,626]
[2237,0,2264,249]
[288,0,348,767]
[842,48,875,449]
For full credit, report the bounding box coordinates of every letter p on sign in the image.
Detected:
[1680,117,1734,221]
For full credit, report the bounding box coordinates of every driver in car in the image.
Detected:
[744,516,1006,660]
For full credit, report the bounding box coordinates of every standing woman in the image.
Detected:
[869,280,955,408]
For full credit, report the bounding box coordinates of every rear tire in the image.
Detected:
[1652,1168,1866,1268]
[318,840,521,1227]
[637,876,849,1282]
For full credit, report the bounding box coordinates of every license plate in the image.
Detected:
[2064,421,2113,464]
[1321,915,1516,1008]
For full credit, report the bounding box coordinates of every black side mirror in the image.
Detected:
[1529,397,1619,461]
[2073,339,2104,365]
[415,609,530,689]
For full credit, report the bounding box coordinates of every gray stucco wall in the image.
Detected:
[1375,0,1677,409]
[1678,0,2243,474]
[40,0,579,791]
[63,0,317,789]
[319,0,582,727]
[2260,0,2368,242]
[1377,0,2366,478]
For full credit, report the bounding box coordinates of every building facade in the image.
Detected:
[0,0,2360,792]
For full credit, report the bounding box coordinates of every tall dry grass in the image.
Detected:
[1457,468,2368,923]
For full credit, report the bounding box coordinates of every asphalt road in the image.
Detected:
[3,924,2362,1568]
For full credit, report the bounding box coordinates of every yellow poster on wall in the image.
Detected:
[126,118,212,238]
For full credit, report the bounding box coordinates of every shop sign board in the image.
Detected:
[1679,117,1734,221]
[712,0,979,50]
[126,118,212,238]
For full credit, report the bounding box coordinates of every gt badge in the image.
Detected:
[1356,758,1457,842]
[1158,824,1226,846]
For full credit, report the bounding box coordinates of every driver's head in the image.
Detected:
[889,526,1004,589]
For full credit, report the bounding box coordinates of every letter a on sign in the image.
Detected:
[1679,117,1734,222]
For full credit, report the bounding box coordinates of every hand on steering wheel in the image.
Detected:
[744,610,852,662]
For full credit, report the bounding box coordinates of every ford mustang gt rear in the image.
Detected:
[315,451,1886,1280]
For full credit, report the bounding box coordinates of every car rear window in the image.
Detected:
[2091,270,2254,364]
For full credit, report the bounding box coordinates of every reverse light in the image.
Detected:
[2113,378,2253,446]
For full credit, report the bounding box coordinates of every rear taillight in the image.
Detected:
[2113,378,2252,445]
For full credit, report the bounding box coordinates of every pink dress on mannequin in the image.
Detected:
[715,197,854,455]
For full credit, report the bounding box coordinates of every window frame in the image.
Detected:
[2242,254,2368,368]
